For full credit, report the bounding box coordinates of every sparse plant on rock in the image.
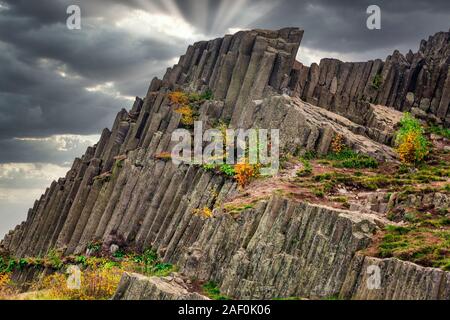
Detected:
[219,164,235,177]
[175,105,195,127]
[296,158,313,177]
[371,73,383,90]
[155,152,173,161]
[331,134,345,154]
[193,207,213,219]
[202,281,231,300]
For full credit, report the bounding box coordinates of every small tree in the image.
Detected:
[395,113,429,164]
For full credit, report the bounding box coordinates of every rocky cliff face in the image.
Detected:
[1,28,449,300]
[292,30,450,125]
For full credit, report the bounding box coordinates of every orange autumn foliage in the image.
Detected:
[234,163,260,188]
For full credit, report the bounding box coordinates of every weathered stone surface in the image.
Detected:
[112,273,209,300]
[293,30,450,125]
[240,95,398,160]
[341,255,450,300]
[172,197,380,299]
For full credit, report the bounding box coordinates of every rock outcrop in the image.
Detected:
[292,30,450,125]
[112,273,209,300]
[1,27,449,300]
[341,254,450,300]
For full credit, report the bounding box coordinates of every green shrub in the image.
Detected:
[113,249,126,260]
[219,164,235,177]
[296,158,313,177]
[338,156,378,169]
[75,256,88,266]
[0,257,14,273]
[385,225,412,235]
[46,249,63,269]
[326,149,378,169]
[313,173,332,182]
[395,113,429,164]
[200,89,214,101]
[87,241,102,253]
[202,281,231,300]
[302,151,317,160]
[313,188,325,198]
[202,164,216,172]
[153,263,174,277]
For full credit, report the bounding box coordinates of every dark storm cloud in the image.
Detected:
[251,0,450,56]
[0,0,188,147]
[0,135,96,165]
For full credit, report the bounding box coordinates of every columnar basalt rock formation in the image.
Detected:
[1,28,449,300]
[291,30,450,125]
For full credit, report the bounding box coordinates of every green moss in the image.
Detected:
[296,158,313,177]
[302,151,317,160]
[112,158,124,177]
[219,164,235,177]
[224,202,255,215]
[325,149,378,169]
[313,173,332,182]
[429,125,450,139]
[404,212,418,223]
[313,188,325,198]
[385,225,412,235]
[202,281,231,300]
[338,157,378,169]
[152,263,175,277]
[378,223,450,270]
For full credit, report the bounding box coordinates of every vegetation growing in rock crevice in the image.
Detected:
[0,248,175,300]
[326,149,378,169]
[375,220,450,271]
[428,124,450,139]
[296,158,313,177]
[395,113,430,164]
[234,162,261,188]
[168,89,214,128]
[371,73,383,90]
[193,207,213,219]
[201,281,231,300]
[200,124,267,189]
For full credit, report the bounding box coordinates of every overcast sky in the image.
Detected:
[0,0,449,238]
